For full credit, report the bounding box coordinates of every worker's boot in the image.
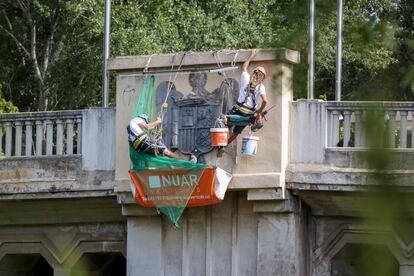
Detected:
[251,114,263,132]
[189,154,197,163]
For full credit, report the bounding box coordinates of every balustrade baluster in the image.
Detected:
[66,118,74,155]
[0,123,3,155]
[76,118,82,154]
[361,111,369,147]
[14,121,22,156]
[354,111,362,147]
[25,121,32,156]
[412,111,414,148]
[5,122,12,157]
[0,111,84,158]
[387,111,396,148]
[46,119,53,155]
[35,120,43,156]
[400,111,408,148]
[331,110,340,147]
[56,119,64,155]
[343,111,351,147]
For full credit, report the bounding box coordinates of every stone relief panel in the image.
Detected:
[155,72,239,169]
[155,82,183,149]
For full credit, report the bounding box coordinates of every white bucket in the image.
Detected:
[241,136,260,156]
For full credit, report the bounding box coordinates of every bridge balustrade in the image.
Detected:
[327,102,414,148]
[0,110,83,158]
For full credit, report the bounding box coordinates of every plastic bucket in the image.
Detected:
[210,128,229,146]
[241,136,260,156]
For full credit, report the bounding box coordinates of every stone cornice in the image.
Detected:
[108,48,300,72]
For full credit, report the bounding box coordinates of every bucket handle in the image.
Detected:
[214,117,226,128]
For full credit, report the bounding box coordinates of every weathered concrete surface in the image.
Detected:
[0,220,125,274]
[0,197,123,225]
[82,108,116,171]
[288,100,414,218]
[309,216,414,275]
[124,192,259,276]
[0,156,115,199]
[109,49,300,71]
[289,100,327,164]
[111,49,297,193]
[122,191,307,276]
[0,108,117,199]
[0,195,124,276]
[287,163,414,189]
[400,265,414,276]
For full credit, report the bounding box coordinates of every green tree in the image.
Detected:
[272,0,401,100]
[0,0,412,111]
[0,0,68,110]
[0,84,18,113]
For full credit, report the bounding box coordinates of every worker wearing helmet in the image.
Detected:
[226,49,268,146]
[128,114,197,162]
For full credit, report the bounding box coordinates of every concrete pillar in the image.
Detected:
[14,121,22,156]
[257,212,306,276]
[5,121,12,157]
[82,108,115,170]
[45,119,53,155]
[127,217,162,276]
[56,119,64,155]
[66,119,74,155]
[25,121,32,156]
[53,268,68,276]
[255,194,308,276]
[290,100,326,163]
[35,120,43,156]
[400,265,414,276]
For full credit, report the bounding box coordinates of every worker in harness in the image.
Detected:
[226,49,268,146]
[128,114,197,162]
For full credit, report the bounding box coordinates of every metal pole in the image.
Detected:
[308,0,315,99]
[335,0,343,101]
[103,0,111,107]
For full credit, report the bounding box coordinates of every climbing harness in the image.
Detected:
[234,103,255,115]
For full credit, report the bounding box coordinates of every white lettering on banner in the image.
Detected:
[149,174,199,189]
[190,175,198,186]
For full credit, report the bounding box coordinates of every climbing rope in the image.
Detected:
[212,50,240,112]
[143,54,155,74]
[152,51,189,147]
[162,51,188,112]
[231,50,239,67]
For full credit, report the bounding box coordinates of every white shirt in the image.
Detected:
[237,71,266,109]
[128,117,146,142]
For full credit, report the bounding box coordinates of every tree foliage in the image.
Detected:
[0,84,18,113]
[0,0,412,111]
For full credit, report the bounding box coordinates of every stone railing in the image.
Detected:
[327,102,414,148]
[0,110,83,158]
[290,100,414,164]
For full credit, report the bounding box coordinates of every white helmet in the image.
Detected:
[138,114,149,123]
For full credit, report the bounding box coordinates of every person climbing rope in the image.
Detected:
[128,114,197,162]
[218,49,268,156]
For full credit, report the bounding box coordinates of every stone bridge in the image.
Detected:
[1,49,414,276]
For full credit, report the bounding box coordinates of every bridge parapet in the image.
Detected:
[0,108,116,199]
[0,110,83,158]
[290,100,414,164]
[326,101,414,149]
[289,100,414,215]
